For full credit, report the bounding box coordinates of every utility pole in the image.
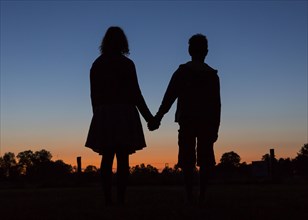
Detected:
[269,149,276,179]
[77,156,82,174]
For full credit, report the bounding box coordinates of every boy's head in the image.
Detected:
[188,34,208,60]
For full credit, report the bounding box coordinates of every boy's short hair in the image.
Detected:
[188,34,208,57]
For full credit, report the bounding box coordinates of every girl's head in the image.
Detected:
[100,26,130,55]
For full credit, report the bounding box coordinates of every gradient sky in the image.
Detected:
[1,1,307,170]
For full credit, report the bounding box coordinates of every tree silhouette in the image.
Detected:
[17,150,35,175]
[17,149,53,177]
[297,143,308,156]
[130,163,159,176]
[50,160,73,177]
[84,165,98,173]
[161,165,173,175]
[293,143,308,176]
[276,158,293,177]
[261,153,270,162]
[219,151,241,168]
[34,149,52,164]
[160,164,183,185]
[0,156,6,178]
[1,146,308,183]
[145,164,159,175]
[130,163,159,184]
[2,152,18,178]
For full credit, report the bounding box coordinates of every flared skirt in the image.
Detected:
[85,104,146,155]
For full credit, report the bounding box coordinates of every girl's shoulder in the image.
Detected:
[120,55,135,66]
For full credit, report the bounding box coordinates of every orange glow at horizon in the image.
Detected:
[1,120,304,171]
[46,140,300,171]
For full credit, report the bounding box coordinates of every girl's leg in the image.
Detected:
[116,151,129,205]
[101,151,115,206]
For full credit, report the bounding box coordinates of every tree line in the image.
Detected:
[0,144,307,184]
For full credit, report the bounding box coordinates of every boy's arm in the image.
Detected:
[212,73,221,141]
[155,69,181,122]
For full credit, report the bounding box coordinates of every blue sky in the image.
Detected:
[1,1,307,168]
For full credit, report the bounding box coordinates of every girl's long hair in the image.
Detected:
[100,26,129,55]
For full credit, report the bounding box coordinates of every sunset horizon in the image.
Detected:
[1,139,305,171]
[1,1,307,172]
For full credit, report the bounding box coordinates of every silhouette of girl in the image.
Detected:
[85,26,153,206]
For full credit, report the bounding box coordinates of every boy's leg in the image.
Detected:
[199,164,213,202]
[182,165,194,203]
[116,151,129,205]
[100,151,115,206]
[178,122,197,203]
[197,139,215,203]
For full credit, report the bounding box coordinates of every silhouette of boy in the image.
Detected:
[148,34,221,203]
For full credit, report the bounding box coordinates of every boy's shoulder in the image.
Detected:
[177,61,218,76]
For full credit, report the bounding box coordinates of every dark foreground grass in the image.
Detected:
[0,183,307,220]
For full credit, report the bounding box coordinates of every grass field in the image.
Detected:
[0,183,307,220]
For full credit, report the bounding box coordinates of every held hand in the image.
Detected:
[147,117,160,131]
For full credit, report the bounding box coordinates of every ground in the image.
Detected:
[0,183,307,220]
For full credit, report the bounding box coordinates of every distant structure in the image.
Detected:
[77,156,82,173]
[252,148,276,178]
[269,148,276,177]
